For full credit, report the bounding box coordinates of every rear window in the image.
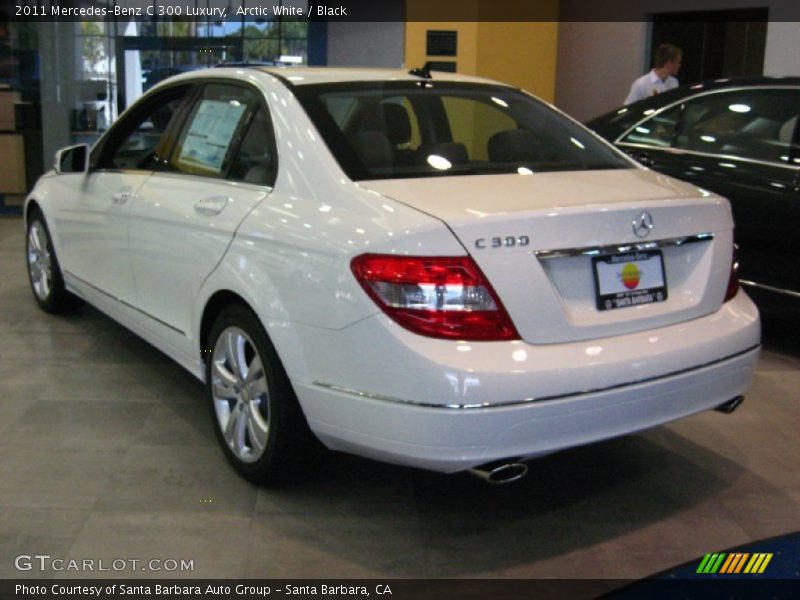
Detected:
[293,81,630,180]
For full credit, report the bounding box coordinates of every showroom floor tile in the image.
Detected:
[0,446,127,510]
[96,445,258,516]
[245,513,430,578]
[0,509,92,579]
[63,512,252,579]
[1,217,798,580]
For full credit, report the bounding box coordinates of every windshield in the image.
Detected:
[292,81,631,180]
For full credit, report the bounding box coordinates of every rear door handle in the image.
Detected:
[112,191,133,205]
[194,196,230,216]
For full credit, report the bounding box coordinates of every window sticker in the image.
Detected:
[177,99,247,173]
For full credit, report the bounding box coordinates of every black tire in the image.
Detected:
[26,208,83,314]
[205,304,321,485]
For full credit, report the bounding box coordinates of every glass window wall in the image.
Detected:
[70,1,309,145]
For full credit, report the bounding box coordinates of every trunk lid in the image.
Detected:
[360,169,735,344]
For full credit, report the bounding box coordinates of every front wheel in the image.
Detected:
[26,209,82,313]
[206,304,320,485]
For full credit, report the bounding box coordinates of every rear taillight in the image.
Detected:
[350,254,520,341]
[724,243,740,302]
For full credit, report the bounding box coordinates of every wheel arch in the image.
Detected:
[199,289,252,358]
[25,198,42,227]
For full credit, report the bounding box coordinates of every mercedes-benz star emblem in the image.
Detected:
[632,211,654,238]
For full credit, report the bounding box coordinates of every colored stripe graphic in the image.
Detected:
[696,554,713,573]
[720,553,748,573]
[699,552,773,575]
[732,553,749,573]
[719,554,736,574]
[743,553,773,574]
[758,554,773,573]
[697,553,727,574]
[745,554,760,573]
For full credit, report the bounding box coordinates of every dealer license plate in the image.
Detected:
[592,250,667,311]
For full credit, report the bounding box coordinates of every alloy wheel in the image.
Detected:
[211,326,271,463]
[27,221,53,301]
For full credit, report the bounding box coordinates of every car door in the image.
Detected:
[53,83,194,303]
[790,128,800,297]
[126,81,278,355]
[617,87,800,292]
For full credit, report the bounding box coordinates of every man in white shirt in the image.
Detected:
[624,44,682,105]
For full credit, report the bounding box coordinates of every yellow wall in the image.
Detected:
[404,1,559,102]
[475,22,558,102]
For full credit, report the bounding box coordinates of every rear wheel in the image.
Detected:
[206,304,319,485]
[26,209,82,313]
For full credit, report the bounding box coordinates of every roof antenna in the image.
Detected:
[408,62,433,79]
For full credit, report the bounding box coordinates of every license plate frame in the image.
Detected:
[592,250,668,311]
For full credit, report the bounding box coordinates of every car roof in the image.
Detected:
[681,75,800,90]
[147,66,517,105]
[254,66,510,87]
[640,75,800,102]
[659,75,800,103]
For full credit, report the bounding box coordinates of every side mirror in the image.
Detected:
[54,144,90,175]
[626,149,655,168]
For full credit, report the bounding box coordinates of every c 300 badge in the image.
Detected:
[475,236,530,249]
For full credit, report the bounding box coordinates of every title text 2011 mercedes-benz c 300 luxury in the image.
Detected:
[25,68,760,484]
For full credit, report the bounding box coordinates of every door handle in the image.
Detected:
[194,196,230,216]
[112,191,133,205]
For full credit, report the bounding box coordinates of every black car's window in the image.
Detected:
[619,105,681,148]
[169,83,259,177]
[96,85,192,170]
[227,107,278,187]
[674,90,800,165]
[293,82,630,180]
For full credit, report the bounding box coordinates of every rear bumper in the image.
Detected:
[298,345,757,472]
[285,292,760,473]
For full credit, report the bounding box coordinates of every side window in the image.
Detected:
[97,85,191,170]
[620,105,681,148]
[169,84,258,177]
[674,90,800,164]
[228,107,278,186]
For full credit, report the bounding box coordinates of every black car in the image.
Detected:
[587,77,800,320]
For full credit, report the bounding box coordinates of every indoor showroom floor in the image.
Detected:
[1,216,798,581]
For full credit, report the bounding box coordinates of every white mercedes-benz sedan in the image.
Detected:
[25,67,760,484]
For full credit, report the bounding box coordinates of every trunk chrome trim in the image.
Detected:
[63,270,186,336]
[740,279,800,299]
[534,233,714,260]
[313,344,760,411]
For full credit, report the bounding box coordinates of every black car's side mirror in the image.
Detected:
[626,150,655,168]
[54,144,90,175]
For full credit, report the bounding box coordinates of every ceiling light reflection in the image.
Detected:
[427,154,452,170]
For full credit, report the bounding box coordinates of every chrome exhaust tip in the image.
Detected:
[715,395,744,414]
[469,461,528,484]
